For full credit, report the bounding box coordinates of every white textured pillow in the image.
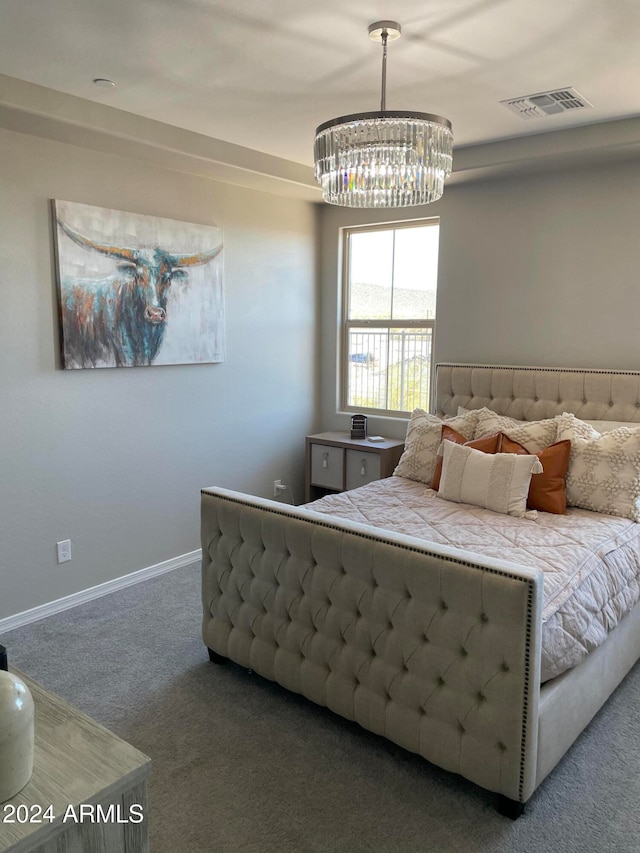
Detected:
[474,409,558,453]
[556,412,640,521]
[580,418,640,434]
[556,412,600,440]
[394,409,480,484]
[438,441,542,518]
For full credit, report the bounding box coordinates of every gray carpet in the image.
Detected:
[3,563,640,852]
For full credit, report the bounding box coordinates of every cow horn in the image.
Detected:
[57,219,136,262]
[169,244,223,268]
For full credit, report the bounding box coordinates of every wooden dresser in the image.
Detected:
[0,671,150,853]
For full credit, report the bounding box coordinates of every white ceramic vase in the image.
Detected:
[0,671,34,802]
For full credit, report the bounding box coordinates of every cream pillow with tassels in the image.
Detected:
[438,441,542,518]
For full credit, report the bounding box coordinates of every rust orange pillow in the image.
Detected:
[500,435,571,514]
[431,426,502,490]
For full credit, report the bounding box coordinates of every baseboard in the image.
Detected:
[0,549,202,633]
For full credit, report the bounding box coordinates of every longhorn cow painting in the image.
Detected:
[52,200,224,369]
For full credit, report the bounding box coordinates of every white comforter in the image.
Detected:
[308,476,640,681]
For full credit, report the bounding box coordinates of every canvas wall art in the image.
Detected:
[52,200,224,369]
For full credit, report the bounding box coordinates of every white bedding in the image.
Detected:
[308,476,640,682]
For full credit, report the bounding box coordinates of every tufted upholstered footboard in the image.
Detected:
[201,487,544,805]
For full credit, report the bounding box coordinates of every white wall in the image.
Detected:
[0,127,319,619]
[319,155,640,441]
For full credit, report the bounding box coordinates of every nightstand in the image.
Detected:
[305,431,404,502]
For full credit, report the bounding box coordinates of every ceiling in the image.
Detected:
[1,0,640,174]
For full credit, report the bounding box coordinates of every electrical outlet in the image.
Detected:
[273,479,283,497]
[57,539,72,563]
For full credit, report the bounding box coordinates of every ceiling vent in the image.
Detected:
[501,87,592,119]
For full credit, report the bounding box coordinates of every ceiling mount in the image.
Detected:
[367,21,401,42]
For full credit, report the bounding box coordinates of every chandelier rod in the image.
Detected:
[380,28,389,111]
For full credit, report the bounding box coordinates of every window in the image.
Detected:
[341,219,440,417]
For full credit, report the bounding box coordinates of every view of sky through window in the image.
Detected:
[348,225,439,321]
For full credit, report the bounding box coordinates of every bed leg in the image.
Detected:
[495,796,525,820]
[207,647,228,664]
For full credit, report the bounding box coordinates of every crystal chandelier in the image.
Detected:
[314,21,453,208]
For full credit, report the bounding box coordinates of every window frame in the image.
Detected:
[340,218,439,418]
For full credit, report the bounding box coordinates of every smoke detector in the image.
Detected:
[501,87,592,119]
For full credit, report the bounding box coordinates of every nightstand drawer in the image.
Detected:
[310,444,344,490]
[345,449,381,490]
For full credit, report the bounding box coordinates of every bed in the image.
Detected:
[201,363,640,816]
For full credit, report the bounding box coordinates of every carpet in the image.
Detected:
[3,563,640,852]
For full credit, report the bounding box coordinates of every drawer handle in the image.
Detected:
[322,452,329,469]
[361,458,366,476]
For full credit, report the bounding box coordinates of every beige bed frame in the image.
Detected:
[201,363,640,816]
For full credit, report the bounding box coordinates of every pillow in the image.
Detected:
[394,409,480,485]
[557,412,600,440]
[431,426,502,490]
[500,436,571,514]
[474,409,558,453]
[438,441,542,518]
[556,412,640,521]
[557,414,640,436]
[582,419,640,434]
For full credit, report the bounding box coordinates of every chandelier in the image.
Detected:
[314,21,453,208]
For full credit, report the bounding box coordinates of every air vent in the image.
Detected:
[501,87,592,119]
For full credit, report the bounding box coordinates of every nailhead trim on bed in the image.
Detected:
[437,362,640,376]
[520,580,535,802]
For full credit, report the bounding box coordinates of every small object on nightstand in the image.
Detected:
[351,414,367,439]
[367,435,385,442]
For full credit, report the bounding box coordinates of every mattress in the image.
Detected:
[308,476,640,682]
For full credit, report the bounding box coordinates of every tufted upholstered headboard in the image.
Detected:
[435,363,640,424]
